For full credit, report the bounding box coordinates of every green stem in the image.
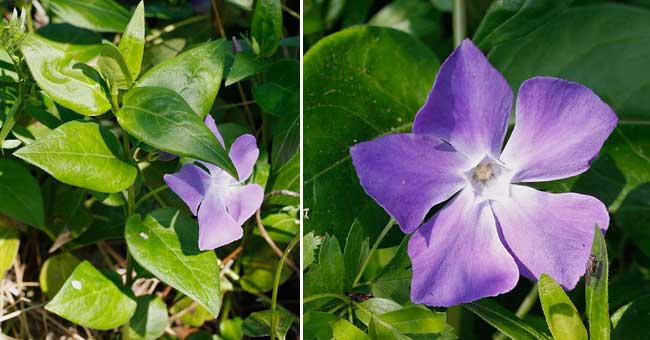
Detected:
[0,82,29,145]
[352,218,396,287]
[302,293,351,304]
[134,184,169,209]
[25,3,34,34]
[281,4,300,20]
[453,0,467,47]
[125,252,134,287]
[270,235,300,340]
[111,93,120,114]
[493,283,539,340]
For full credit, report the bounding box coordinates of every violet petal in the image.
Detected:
[501,77,618,182]
[197,189,243,250]
[163,163,211,215]
[223,183,264,224]
[229,134,259,181]
[492,185,608,290]
[204,115,226,148]
[350,133,470,233]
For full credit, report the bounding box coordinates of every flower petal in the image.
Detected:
[413,39,513,162]
[204,114,226,148]
[491,185,609,289]
[197,189,243,250]
[350,133,470,233]
[408,188,519,306]
[501,77,618,182]
[163,164,211,215]
[229,134,259,181]
[224,184,264,224]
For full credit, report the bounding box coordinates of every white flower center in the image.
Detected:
[209,168,240,198]
[463,155,512,201]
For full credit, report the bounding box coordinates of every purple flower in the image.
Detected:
[164,115,263,250]
[350,39,617,307]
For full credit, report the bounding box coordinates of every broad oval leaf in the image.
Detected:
[0,159,44,228]
[304,26,439,240]
[44,0,131,32]
[0,226,20,276]
[116,86,237,178]
[251,0,282,57]
[20,34,111,116]
[488,4,650,256]
[45,261,137,330]
[127,295,168,340]
[98,41,133,93]
[14,121,138,193]
[124,209,221,317]
[119,1,145,80]
[135,40,226,118]
[39,252,82,299]
[539,274,588,340]
[225,51,269,86]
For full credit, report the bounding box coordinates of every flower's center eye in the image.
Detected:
[472,163,494,182]
[462,155,513,201]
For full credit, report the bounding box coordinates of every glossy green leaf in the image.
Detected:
[612,295,650,340]
[242,309,295,340]
[44,0,131,32]
[465,299,552,340]
[14,121,137,193]
[368,0,443,42]
[489,5,650,253]
[225,52,269,86]
[304,311,336,339]
[378,306,446,334]
[267,151,299,206]
[119,1,145,80]
[98,41,133,93]
[355,298,402,325]
[302,231,322,271]
[586,228,610,340]
[0,226,19,276]
[251,0,282,57]
[39,252,81,298]
[45,261,136,330]
[220,317,244,340]
[117,86,237,178]
[170,295,213,327]
[136,40,226,117]
[474,0,573,50]
[239,236,292,294]
[332,318,370,340]
[124,209,221,317]
[539,274,588,340]
[20,34,110,116]
[368,316,407,340]
[304,26,439,240]
[127,295,168,340]
[0,159,44,228]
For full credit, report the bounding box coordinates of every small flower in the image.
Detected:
[164,116,263,250]
[350,39,617,307]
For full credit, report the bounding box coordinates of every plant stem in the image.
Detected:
[352,218,396,287]
[134,184,169,209]
[302,293,350,304]
[0,81,29,145]
[125,252,134,287]
[493,283,539,340]
[270,235,300,340]
[453,0,467,47]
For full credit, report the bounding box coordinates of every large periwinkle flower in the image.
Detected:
[350,39,617,307]
[164,116,263,250]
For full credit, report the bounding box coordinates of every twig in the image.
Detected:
[221,246,243,265]
[255,209,298,272]
[168,301,197,323]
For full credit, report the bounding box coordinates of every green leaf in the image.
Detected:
[371,235,411,304]
[136,40,226,118]
[586,228,610,340]
[303,311,336,339]
[225,52,269,86]
[220,317,244,340]
[251,0,282,57]
[368,0,443,41]
[98,41,133,93]
[226,0,254,11]
[465,299,552,340]
[355,298,402,325]
[612,295,650,340]
[44,0,131,32]
[0,226,19,276]
[117,86,237,179]
[242,309,295,340]
[267,151,299,206]
[343,219,369,289]
[488,4,650,253]
[127,295,168,340]
[14,121,137,193]
[474,0,573,50]
[45,261,136,330]
[0,159,44,228]
[331,318,370,340]
[239,236,292,294]
[20,34,110,116]
[304,26,439,241]
[539,274,588,340]
[124,209,221,317]
[379,306,446,334]
[169,295,213,327]
[302,231,322,271]
[39,252,81,298]
[368,316,408,340]
[304,234,345,297]
[119,1,145,80]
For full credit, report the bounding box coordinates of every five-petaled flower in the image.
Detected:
[164,116,263,250]
[350,39,618,307]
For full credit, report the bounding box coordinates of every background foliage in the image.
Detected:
[304,0,650,339]
[0,0,299,338]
